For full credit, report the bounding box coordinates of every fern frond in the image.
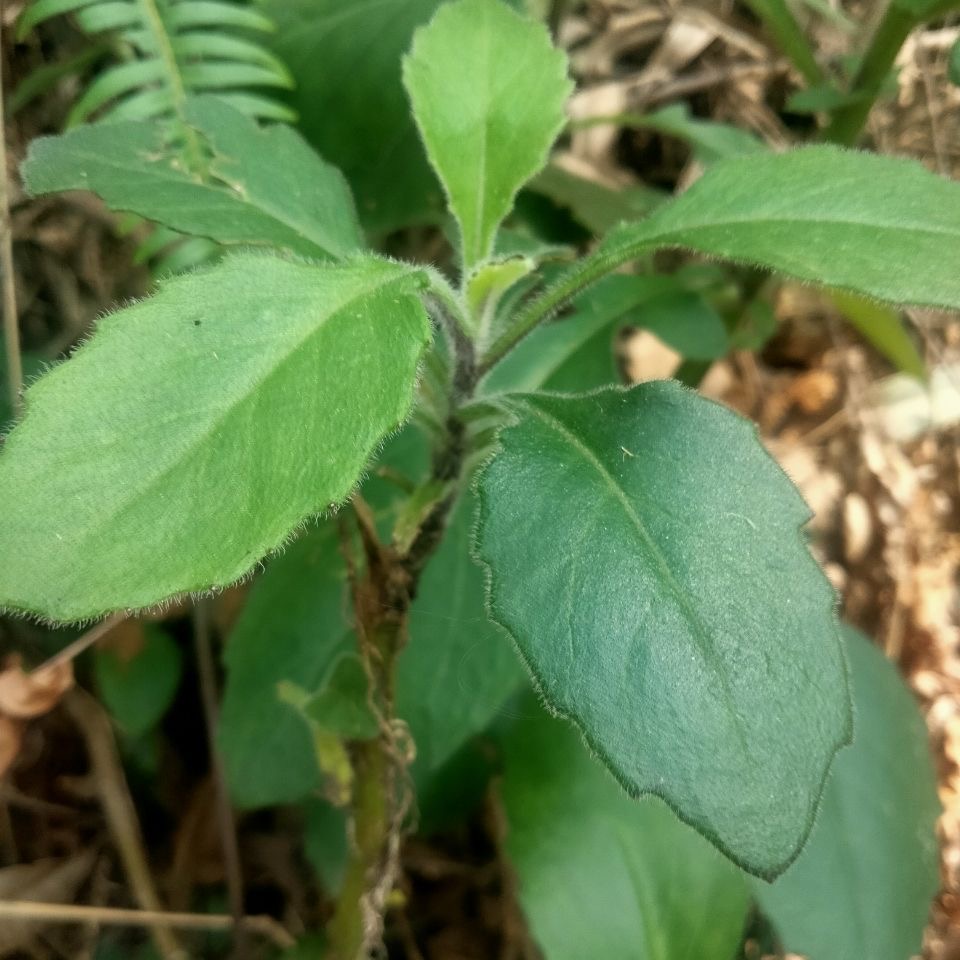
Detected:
[18,0,295,126]
[18,0,297,275]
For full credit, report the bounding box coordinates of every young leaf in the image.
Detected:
[530,164,665,235]
[23,96,363,260]
[219,524,352,809]
[0,253,430,622]
[259,0,444,234]
[500,698,751,960]
[403,0,572,269]
[754,626,940,960]
[475,383,851,878]
[398,495,525,774]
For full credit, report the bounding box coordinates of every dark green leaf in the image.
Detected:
[637,291,730,360]
[398,495,524,774]
[258,0,444,234]
[0,254,430,622]
[482,275,679,394]
[476,383,851,877]
[754,626,940,960]
[303,797,348,892]
[219,524,351,809]
[94,624,182,737]
[500,699,751,959]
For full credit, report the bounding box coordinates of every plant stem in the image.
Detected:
[192,601,245,933]
[822,2,915,146]
[326,724,396,959]
[742,0,825,87]
[0,35,22,419]
[327,345,473,958]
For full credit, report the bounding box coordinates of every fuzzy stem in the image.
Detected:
[326,343,473,959]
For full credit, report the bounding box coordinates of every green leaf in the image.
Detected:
[17,0,102,36]
[482,274,679,395]
[94,624,182,737]
[637,291,730,360]
[403,0,572,268]
[505,146,960,361]
[615,104,766,164]
[951,37,960,86]
[786,84,872,115]
[530,164,665,235]
[23,95,362,260]
[831,290,925,379]
[68,60,166,125]
[219,524,352,809]
[476,383,851,878]
[500,698,751,960]
[754,626,940,960]
[258,0,443,234]
[0,253,430,622]
[891,0,960,18]
[597,147,960,309]
[398,495,525,774]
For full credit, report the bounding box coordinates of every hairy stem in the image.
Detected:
[327,342,474,959]
[822,2,915,146]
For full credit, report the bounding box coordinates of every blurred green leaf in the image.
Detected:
[94,624,182,737]
[637,291,730,360]
[530,163,665,234]
[219,524,352,809]
[398,494,524,774]
[287,654,379,741]
[500,699,750,959]
[831,290,925,379]
[613,104,766,164]
[257,0,444,234]
[482,274,679,394]
[303,798,348,893]
[754,626,940,960]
